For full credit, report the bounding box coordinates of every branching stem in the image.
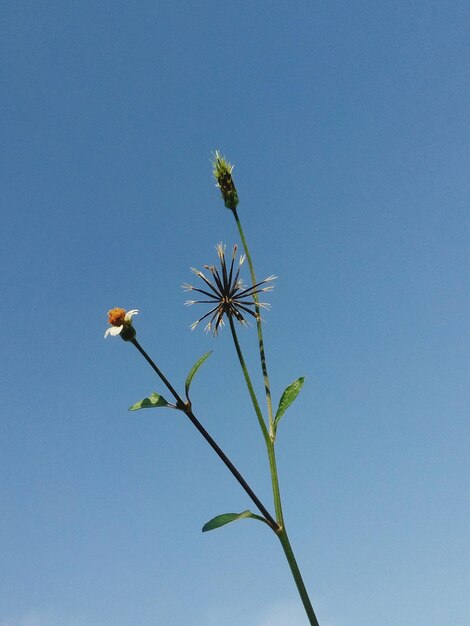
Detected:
[232,208,276,438]
[229,208,320,626]
[130,338,279,532]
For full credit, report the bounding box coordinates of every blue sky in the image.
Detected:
[1,2,469,625]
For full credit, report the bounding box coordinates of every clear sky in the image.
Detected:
[1,2,469,625]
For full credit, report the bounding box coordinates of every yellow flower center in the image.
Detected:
[108,307,126,327]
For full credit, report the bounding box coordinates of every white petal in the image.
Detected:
[105,325,123,338]
[125,309,139,321]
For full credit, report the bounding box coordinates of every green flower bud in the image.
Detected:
[212,150,239,210]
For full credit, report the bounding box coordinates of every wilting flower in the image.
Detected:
[104,308,138,340]
[183,244,275,335]
[212,150,239,210]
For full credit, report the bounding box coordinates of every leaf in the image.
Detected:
[185,351,212,399]
[274,377,305,430]
[202,510,266,533]
[129,393,170,411]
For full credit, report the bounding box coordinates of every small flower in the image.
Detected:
[104,308,138,341]
[212,150,239,210]
[183,244,275,335]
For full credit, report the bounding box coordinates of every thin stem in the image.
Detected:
[278,530,320,626]
[228,318,285,526]
[184,406,278,531]
[266,440,284,528]
[130,338,279,531]
[132,338,181,402]
[232,208,276,439]
[231,208,285,523]
[228,316,270,445]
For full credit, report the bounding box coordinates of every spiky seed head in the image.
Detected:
[183,243,274,336]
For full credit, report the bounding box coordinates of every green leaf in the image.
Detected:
[129,393,170,411]
[185,351,212,399]
[202,510,266,533]
[274,377,305,430]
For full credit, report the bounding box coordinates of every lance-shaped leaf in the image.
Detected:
[185,351,212,400]
[202,510,268,533]
[274,377,305,431]
[129,392,171,411]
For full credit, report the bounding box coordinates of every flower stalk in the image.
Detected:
[227,315,270,445]
[232,208,276,437]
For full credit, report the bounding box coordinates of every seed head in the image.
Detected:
[183,243,275,335]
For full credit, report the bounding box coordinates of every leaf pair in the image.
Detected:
[129,351,212,412]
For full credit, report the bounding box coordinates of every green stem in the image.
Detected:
[231,209,285,523]
[228,317,285,525]
[230,208,319,625]
[228,319,319,624]
[266,439,284,528]
[228,316,270,445]
[232,208,275,438]
[278,530,320,626]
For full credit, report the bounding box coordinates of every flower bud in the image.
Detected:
[212,150,239,210]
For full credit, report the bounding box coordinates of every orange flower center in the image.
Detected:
[108,307,126,327]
